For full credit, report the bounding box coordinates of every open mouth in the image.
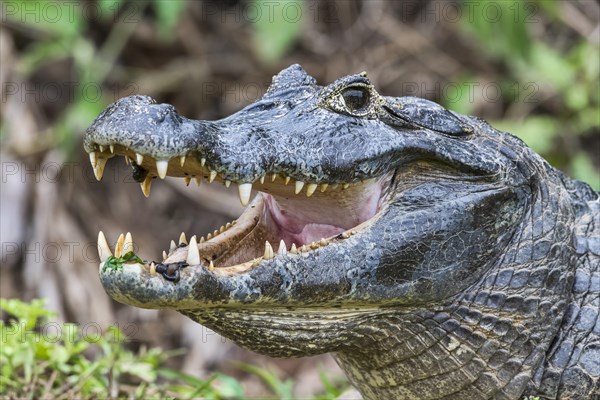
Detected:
[90,144,393,280]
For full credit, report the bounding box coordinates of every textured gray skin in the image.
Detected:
[85,65,599,399]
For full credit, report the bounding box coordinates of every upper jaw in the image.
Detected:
[84,94,402,186]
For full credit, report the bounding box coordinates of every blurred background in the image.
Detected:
[1,0,599,398]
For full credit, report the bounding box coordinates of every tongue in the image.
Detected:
[264,178,384,246]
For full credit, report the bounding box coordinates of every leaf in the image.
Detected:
[461,0,530,61]
[491,116,559,155]
[121,361,157,382]
[213,373,246,398]
[251,0,303,64]
[527,43,575,91]
[158,368,214,388]
[571,154,600,191]
[101,251,144,273]
[236,362,294,399]
[3,0,83,38]
[153,0,186,41]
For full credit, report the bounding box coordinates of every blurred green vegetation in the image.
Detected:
[0,298,348,399]
[453,0,599,189]
[252,0,303,64]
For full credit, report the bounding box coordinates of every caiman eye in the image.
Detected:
[342,87,370,112]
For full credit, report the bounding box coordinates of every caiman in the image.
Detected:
[84,65,599,399]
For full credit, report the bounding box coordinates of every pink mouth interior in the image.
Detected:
[162,176,389,269]
[263,178,385,246]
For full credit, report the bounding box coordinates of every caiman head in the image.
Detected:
[85,65,581,398]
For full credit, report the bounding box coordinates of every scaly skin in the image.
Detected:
[85,65,599,399]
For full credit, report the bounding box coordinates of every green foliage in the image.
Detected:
[0,298,219,398]
[102,251,145,273]
[4,0,182,156]
[237,362,295,399]
[153,0,187,41]
[250,0,303,64]
[313,369,348,400]
[0,298,347,399]
[458,0,599,190]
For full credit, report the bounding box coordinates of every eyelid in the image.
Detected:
[340,83,371,93]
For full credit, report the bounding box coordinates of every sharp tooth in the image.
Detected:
[201,158,206,167]
[184,176,191,186]
[162,250,167,260]
[93,158,107,181]
[150,262,157,275]
[179,232,187,245]
[156,160,168,179]
[209,260,214,271]
[264,241,274,259]
[213,229,219,236]
[295,180,304,194]
[278,240,287,256]
[194,176,201,186]
[320,238,328,246]
[99,145,105,152]
[271,173,277,182]
[306,183,317,197]
[260,175,265,184]
[300,245,309,252]
[136,153,144,165]
[310,241,319,250]
[186,235,200,265]
[225,180,231,188]
[180,155,186,167]
[200,236,205,243]
[209,170,217,183]
[225,222,232,229]
[123,232,134,254]
[97,231,112,262]
[109,144,115,153]
[343,183,350,189]
[114,233,125,257]
[219,225,225,233]
[320,183,328,192]
[170,240,177,251]
[207,233,212,240]
[238,183,252,206]
[140,176,152,197]
[89,152,97,167]
[284,176,291,185]
[341,231,351,239]
[290,243,298,254]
